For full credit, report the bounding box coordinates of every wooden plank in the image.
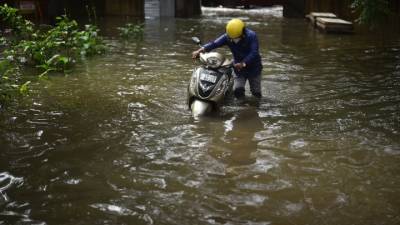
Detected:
[317,17,352,25]
[306,12,337,26]
[309,12,337,18]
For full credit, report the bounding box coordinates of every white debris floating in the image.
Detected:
[306,12,354,33]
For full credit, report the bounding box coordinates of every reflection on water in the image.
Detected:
[1,6,400,225]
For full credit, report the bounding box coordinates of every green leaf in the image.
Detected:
[46,54,60,65]
[38,69,53,80]
[0,60,11,76]
[19,81,31,95]
[58,56,69,65]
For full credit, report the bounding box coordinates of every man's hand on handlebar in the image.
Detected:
[192,47,204,59]
[234,62,246,71]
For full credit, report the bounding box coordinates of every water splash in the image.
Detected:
[0,172,24,202]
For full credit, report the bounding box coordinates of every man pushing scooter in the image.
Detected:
[192,18,263,99]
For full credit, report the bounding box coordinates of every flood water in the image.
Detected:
[1,6,400,225]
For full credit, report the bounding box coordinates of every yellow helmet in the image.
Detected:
[226,19,245,39]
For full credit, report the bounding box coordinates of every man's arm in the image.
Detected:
[192,34,228,58]
[202,34,228,52]
[242,34,260,65]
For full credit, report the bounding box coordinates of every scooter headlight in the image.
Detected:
[206,57,222,69]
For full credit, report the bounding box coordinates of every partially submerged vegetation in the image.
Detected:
[351,0,391,29]
[117,23,144,40]
[0,3,146,108]
[0,4,105,107]
[0,60,27,106]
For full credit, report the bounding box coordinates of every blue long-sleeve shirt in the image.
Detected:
[203,28,262,77]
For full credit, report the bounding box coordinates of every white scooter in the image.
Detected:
[187,37,234,117]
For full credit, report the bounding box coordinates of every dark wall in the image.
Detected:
[176,0,201,17]
[104,0,144,17]
[284,0,305,17]
[304,0,353,19]
[44,0,106,23]
[389,0,400,23]
[304,0,399,21]
[41,0,144,22]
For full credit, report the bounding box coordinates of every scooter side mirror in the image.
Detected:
[192,37,201,45]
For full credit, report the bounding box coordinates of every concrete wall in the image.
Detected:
[144,0,175,17]
[160,0,175,17]
[145,0,160,17]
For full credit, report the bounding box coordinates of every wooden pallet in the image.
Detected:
[316,17,354,33]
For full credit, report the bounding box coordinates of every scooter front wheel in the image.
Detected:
[190,99,212,117]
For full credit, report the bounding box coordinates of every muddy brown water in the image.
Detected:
[1,7,400,225]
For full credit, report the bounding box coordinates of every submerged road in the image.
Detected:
[1,6,400,225]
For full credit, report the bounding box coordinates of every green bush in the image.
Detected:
[5,15,105,72]
[352,0,390,29]
[0,4,106,107]
[0,60,26,107]
[0,4,34,39]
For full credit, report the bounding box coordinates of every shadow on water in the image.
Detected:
[217,104,264,166]
[193,98,264,167]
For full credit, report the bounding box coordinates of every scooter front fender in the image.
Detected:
[190,99,212,117]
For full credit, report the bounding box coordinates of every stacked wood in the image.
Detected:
[306,11,354,33]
